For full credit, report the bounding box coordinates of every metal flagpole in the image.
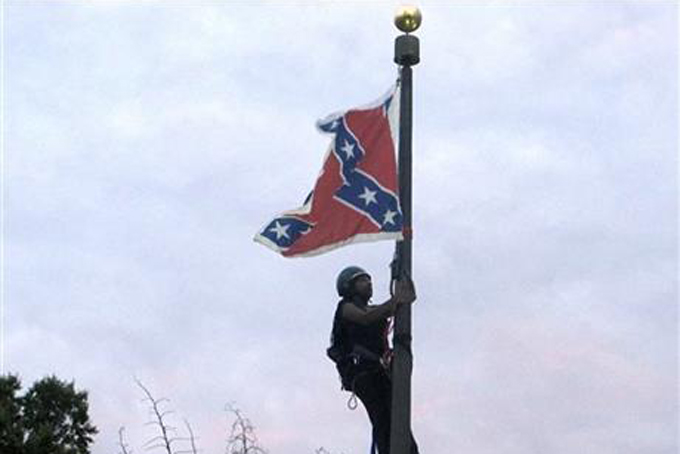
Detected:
[391,6,421,454]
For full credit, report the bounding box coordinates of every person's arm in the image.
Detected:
[341,298,396,326]
[341,277,417,326]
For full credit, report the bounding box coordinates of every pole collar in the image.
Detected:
[394,34,420,66]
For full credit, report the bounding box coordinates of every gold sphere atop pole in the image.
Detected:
[394,5,422,34]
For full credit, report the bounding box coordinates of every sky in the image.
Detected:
[2,1,678,454]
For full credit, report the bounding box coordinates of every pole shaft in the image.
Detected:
[390,64,414,454]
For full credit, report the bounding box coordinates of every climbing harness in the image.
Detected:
[347,391,358,410]
[345,355,385,410]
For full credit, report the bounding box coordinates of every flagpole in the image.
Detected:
[391,6,420,454]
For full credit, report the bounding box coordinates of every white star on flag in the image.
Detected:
[269,221,290,240]
[341,140,355,159]
[383,209,398,226]
[358,187,378,206]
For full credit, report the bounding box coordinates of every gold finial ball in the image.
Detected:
[394,5,422,33]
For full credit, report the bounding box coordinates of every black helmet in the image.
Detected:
[336,266,370,297]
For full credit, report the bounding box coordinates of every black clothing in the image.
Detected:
[332,299,387,353]
[330,299,388,388]
[329,298,419,454]
[354,368,419,454]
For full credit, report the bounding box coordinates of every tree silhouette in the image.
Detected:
[0,375,24,454]
[225,403,267,454]
[121,381,341,454]
[134,379,198,454]
[0,374,97,454]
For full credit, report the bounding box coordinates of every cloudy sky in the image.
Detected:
[2,1,678,453]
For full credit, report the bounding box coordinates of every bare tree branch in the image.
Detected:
[184,419,199,454]
[118,426,133,454]
[315,447,345,454]
[225,403,267,454]
[135,378,175,454]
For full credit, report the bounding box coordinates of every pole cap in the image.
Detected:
[394,5,422,33]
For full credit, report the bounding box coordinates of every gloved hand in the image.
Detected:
[393,275,416,305]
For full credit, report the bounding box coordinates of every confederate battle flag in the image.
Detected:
[254,85,403,257]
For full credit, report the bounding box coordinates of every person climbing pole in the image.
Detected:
[327,265,419,454]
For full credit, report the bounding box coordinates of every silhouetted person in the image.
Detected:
[328,266,419,454]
